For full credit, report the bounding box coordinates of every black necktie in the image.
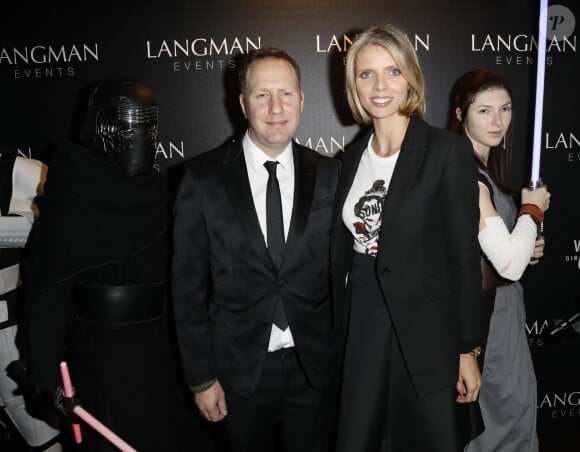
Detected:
[264,160,288,330]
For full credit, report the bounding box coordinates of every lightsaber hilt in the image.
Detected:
[528,178,544,268]
[527,179,544,236]
[528,179,543,190]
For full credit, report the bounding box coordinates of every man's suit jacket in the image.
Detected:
[330,116,484,397]
[172,139,339,398]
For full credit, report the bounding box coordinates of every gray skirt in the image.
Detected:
[466,282,539,452]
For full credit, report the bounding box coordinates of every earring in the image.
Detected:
[502,135,506,149]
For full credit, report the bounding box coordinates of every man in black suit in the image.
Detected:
[172,47,339,452]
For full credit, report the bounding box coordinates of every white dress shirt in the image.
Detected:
[242,132,295,351]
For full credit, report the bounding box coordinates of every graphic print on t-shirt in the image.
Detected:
[352,179,387,255]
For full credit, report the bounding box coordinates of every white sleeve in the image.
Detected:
[1,156,45,247]
[478,214,537,281]
[8,156,45,219]
[0,216,33,247]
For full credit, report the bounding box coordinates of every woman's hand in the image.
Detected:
[529,234,545,265]
[521,186,551,212]
[456,353,482,404]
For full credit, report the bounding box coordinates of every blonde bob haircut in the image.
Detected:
[345,24,426,124]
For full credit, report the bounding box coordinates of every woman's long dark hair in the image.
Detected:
[449,69,513,194]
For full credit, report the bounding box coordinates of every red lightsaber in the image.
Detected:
[59,361,137,452]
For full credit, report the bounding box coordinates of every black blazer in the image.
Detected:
[331,116,484,397]
[172,139,339,398]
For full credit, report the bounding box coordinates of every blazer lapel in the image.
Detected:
[221,141,274,272]
[282,143,316,268]
[378,116,427,244]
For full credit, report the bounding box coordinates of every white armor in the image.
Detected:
[0,156,61,448]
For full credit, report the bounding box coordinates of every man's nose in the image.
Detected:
[269,95,282,114]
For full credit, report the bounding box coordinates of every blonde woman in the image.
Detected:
[330,24,485,451]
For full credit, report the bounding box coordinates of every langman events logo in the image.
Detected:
[154,141,185,172]
[538,389,580,418]
[145,36,261,72]
[0,146,33,160]
[545,130,580,163]
[295,136,345,156]
[315,33,430,65]
[0,43,99,79]
[526,318,550,347]
[15,147,33,159]
[470,4,576,66]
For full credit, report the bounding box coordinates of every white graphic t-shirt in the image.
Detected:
[342,135,400,256]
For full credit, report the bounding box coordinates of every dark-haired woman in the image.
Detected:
[451,69,550,452]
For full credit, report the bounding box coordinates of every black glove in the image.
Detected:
[7,358,81,422]
[6,358,28,388]
[40,385,82,423]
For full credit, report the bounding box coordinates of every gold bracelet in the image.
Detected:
[469,346,482,357]
[189,379,217,394]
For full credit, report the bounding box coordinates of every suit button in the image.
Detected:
[380,267,390,277]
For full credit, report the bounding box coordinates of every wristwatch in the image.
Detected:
[470,346,482,357]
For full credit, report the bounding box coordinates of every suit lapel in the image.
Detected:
[378,116,427,245]
[285,144,315,249]
[221,141,274,272]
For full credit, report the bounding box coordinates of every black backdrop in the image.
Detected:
[1,1,578,449]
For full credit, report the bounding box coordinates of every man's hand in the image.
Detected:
[456,353,482,404]
[194,380,228,422]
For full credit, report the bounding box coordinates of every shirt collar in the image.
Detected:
[242,131,293,173]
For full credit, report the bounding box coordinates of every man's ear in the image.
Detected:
[455,107,462,122]
[239,94,247,118]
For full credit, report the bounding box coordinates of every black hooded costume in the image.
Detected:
[25,80,201,451]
